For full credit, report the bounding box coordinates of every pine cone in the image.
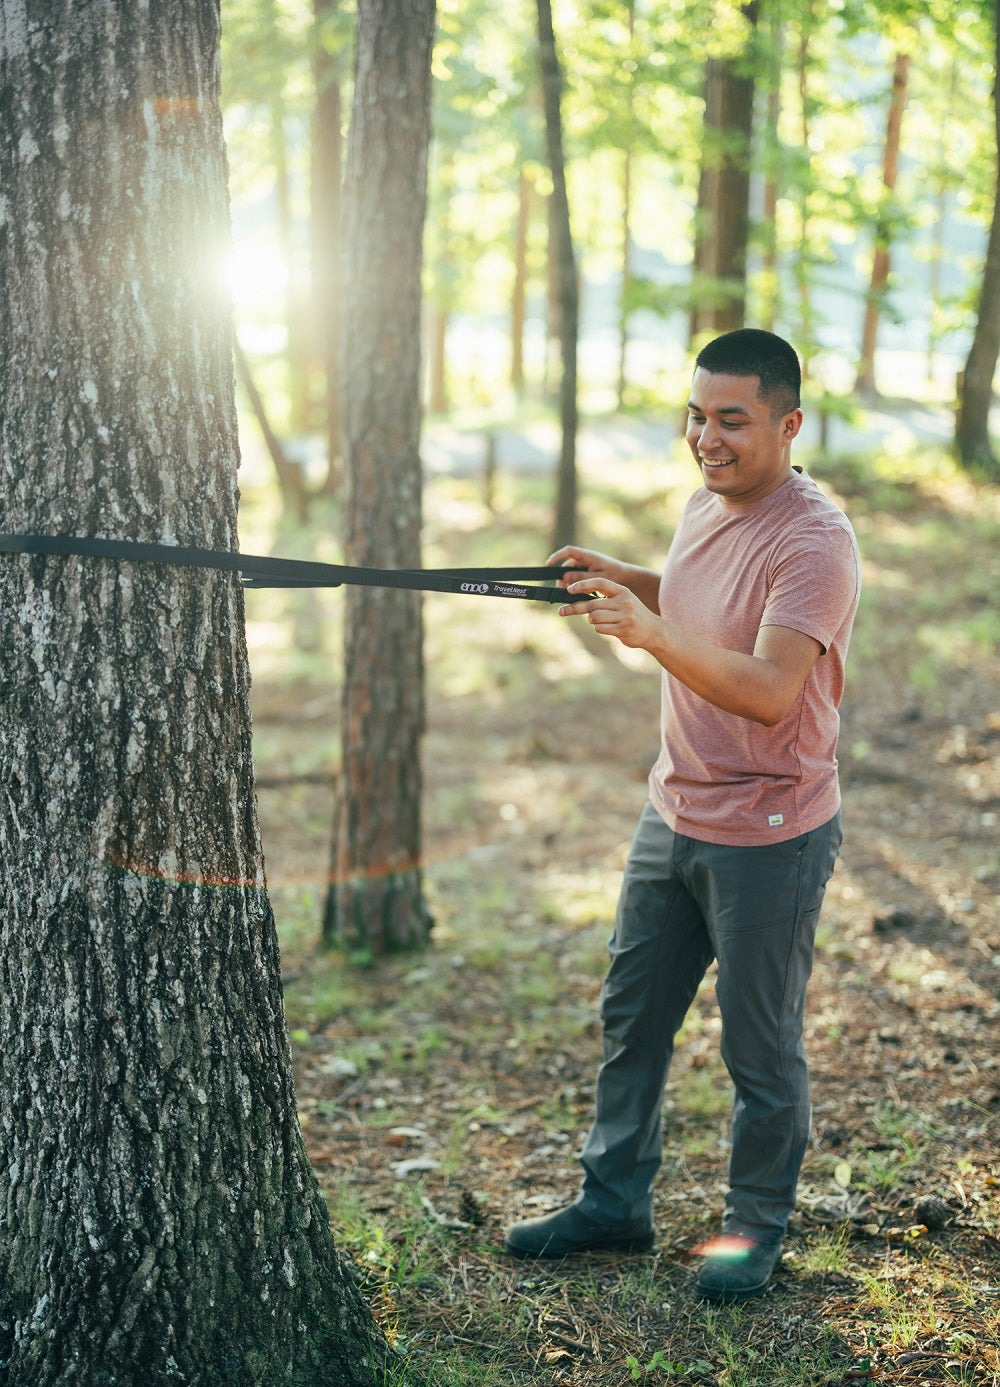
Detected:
[458,1189,487,1226]
[913,1194,950,1230]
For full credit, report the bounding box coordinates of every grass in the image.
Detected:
[248,425,1000,1386]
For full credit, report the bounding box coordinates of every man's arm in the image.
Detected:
[561,577,823,727]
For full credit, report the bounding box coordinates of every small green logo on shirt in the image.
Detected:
[768,814,784,827]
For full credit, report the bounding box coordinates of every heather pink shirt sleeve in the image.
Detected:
[760,519,859,655]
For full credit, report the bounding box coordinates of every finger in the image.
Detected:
[568,577,614,597]
[545,545,577,566]
[550,562,578,588]
[557,598,597,618]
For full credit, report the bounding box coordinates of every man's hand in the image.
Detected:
[546,545,629,588]
[558,577,663,650]
[547,545,662,612]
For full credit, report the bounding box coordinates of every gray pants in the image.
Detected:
[577,801,843,1243]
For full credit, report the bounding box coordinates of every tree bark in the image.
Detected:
[856,51,910,398]
[690,2,758,340]
[0,3,402,1382]
[324,0,437,953]
[956,0,1000,475]
[536,0,579,549]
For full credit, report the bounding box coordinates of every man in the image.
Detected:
[504,329,861,1302]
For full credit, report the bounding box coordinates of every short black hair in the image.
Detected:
[695,328,801,419]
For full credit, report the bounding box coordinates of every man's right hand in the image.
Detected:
[546,545,629,588]
[547,545,662,613]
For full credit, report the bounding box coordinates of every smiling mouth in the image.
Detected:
[700,456,735,470]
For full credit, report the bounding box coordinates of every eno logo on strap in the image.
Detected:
[460,581,490,594]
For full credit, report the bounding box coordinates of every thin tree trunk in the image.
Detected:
[427,151,455,415]
[617,0,636,408]
[926,180,948,383]
[428,302,449,413]
[956,0,1000,475]
[536,0,579,548]
[856,51,910,398]
[512,169,531,395]
[325,0,437,953]
[796,13,815,365]
[544,190,560,401]
[313,0,344,493]
[234,336,308,520]
[761,9,784,333]
[0,3,403,1381]
[272,96,309,429]
[618,144,633,408]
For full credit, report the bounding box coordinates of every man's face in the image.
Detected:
[685,368,802,506]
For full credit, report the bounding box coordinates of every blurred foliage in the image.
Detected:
[220,0,998,429]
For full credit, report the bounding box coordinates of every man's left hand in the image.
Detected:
[560,577,662,651]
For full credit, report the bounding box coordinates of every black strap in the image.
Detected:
[0,533,590,604]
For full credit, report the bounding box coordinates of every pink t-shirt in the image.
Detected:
[648,468,861,847]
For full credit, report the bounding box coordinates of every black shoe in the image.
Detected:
[504,1203,655,1260]
[695,1235,783,1302]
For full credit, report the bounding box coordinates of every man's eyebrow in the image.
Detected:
[686,401,753,416]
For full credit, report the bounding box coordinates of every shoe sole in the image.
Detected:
[696,1276,773,1302]
[505,1232,655,1260]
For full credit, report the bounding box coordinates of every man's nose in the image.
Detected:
[697,420,718,451]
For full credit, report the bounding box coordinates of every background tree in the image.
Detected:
[325,0,438,953]
[312,0,350,491]
[219,0,1000,465]
[536,0,580,547]
[758,1,785,333]
[690,0,759,339]
[223,0,313,432]
[855,48,911,396]
[0,1,403,1382]
[957,0,1000,474]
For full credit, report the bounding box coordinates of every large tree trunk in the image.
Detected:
[324,0,437,953]
[0,3,401,1382]
[690,2,758,340]
[536,0,579,549]
[956,0,1000,476]
[856,51,910,398]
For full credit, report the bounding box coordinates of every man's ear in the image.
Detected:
[783,408,804,441]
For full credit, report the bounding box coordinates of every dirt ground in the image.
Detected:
[250,441,1000,1385]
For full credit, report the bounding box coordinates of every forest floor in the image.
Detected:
[245,416,1000,1387]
